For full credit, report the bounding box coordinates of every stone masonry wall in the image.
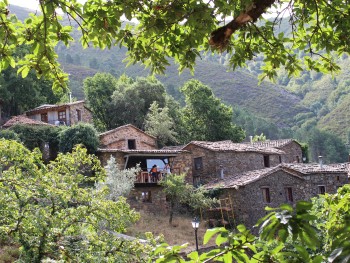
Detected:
[69,103,93,125]
[97,151,126,170]
[169,152,194,183]
[100,126,157,150]
[279,142,303,163]
[128,186,168,214]
[219,170,348,229]
[216,152,281,178]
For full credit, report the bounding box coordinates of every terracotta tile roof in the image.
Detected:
[185,140,284,155]
[246,139,300,148]
[26,100,85,114]
[99,124,156,139]
[205,163,349,189]
[2,115,54,128]
[97,148,188,155]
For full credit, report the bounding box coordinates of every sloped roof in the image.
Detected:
[97,148,188,156]
[26,100,86,114]
[205,163,348,189]
[2,115,54,128]
[184,140,284,155]
[99,124,156,139]
[246,139,301,148]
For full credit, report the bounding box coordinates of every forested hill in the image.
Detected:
[8,4,350,140]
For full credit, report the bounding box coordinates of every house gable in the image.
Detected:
[99,124,157,150]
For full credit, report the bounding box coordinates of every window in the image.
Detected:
[261,187,271,203]
[279,155,282,163]
[284,187,293,202]
[41,113,48,122]
[128,139,136,149]
[194,157,203,170]
[263,155,270,167]
[58,110,66,123]
[296,156,300,163]
[76,109,81,121]
[318,185,326,195]
[141,191,151,202]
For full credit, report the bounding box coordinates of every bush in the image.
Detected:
[59,123,99,153]
[0,129,20,141]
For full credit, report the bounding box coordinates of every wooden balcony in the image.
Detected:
[135,171,165,185]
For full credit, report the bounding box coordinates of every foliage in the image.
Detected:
[150,189,350,262]
[2,0,350,90]
[83,72,118,131]
[252,133,266,142]
[96,155,140,201]
[58,123,99,154]
[160,174,217,224]
[0,47,61,118]
[180,79,245,143]
[294,126,348,163]
[0,140,143,262]
[144,101,178,147]
[0,129,19,141]
[9,124,60,153]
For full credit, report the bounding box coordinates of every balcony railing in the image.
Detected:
[136,171,165,184]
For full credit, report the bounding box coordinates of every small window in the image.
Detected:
[263,155,270,167]
[128,139,136,149]
[284,187,293,202]
[194,157,203,170]
[141,191,151,202]
[318,185,326,195]
[337,176,340,181]
[296,156,300,163]
[279,155,282,163]
[262,187,271,203]
[41,113,48,122]
[58,110,66,122]
[76,109,81,121]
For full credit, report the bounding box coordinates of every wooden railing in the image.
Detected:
[135,171,165,183]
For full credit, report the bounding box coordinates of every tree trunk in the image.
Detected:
[209,0,276,50]
[169,201,175,225]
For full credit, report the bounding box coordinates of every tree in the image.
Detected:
[96,155,140,201]
[83,72,118,131]
[0,140,143,262]
[160,173,217,225]
[144,101,178,147]
[58,123,99,154]
[180,79,245,142]
[0,46,62,118]
[1,1,349,90]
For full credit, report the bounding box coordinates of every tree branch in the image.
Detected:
[209,0,276,50]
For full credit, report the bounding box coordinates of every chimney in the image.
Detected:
[220,165,224,179]
[249,136,253,144]
[318,156,323,169]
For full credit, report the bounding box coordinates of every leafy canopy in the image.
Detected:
[1,0,350,90]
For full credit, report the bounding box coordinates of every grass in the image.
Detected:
[126,210,213,251]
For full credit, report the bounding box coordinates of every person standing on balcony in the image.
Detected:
[150,164,158,182]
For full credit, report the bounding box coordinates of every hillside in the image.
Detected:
[9,4,350,139]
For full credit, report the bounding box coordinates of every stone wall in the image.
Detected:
[219,170,348,229]
[169,152,193,183]
[216,152,281,178]
[99,126,157,150]
[182,144,282,185]
[128,186,168,214]
[97,151,126,169]
[69,103,93,125]
[279,141,303,163]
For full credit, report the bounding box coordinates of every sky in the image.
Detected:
[9,0,38,9]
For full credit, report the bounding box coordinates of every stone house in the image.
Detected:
[179,140,285,186]
[96,124,192,213]
[248,139,303,163]
[205,162,349,228]
[25,100,92,126]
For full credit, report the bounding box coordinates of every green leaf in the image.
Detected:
[203,227,225,245]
